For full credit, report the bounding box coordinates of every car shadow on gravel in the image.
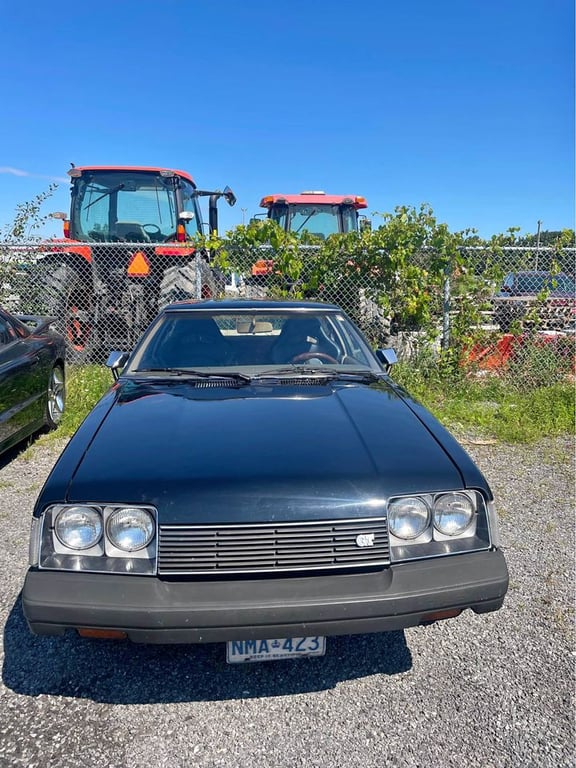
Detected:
[3,595,412,703]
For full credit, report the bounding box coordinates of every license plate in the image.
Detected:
[226,636,326,664]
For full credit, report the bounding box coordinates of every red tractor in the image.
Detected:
[37,166,235,362]
[250,190,370,277]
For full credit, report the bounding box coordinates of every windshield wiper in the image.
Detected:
[134,368,252,383]
[252,367,384,382]
[294,209,318,233]
[84,183,125,211]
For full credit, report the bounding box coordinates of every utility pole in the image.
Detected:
[241,208,247,226]
[535,220,542,269]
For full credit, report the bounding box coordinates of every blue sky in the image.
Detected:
[0,0,574,238]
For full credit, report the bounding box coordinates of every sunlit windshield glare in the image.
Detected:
[128,311,379,372]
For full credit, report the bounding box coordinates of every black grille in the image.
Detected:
[158,518,390,575]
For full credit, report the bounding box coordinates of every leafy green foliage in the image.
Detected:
[1,184,58,242]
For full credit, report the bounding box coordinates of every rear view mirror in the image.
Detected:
[106,350,130,380]
[223,186,237,207]
[375,348,398,372]
[359,217,372,233]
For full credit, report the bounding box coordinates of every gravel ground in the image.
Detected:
[0,433,573,768]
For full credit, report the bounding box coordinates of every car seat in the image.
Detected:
[270,316,341,364]
[152,318,232,367]
[114,222,150,242]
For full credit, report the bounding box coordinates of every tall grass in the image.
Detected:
[394,362,575,443]
[58,364,112,436]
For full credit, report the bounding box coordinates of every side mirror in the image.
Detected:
[375,348,398,372]
[106,350,130,381]
[223,186,237,207]
[359,216,372,233]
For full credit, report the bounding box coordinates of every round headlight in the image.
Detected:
[434,493,475,536]
[388,497,430,540]
[107,508,155,552]
[55,506,103,550]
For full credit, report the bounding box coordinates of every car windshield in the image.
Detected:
[126,309,382,374]
[514,273,576,294]
[71,170,200,242]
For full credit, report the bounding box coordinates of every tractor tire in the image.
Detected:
[35,260,99,364]
[158,255,218,309]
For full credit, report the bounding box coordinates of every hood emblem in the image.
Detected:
[356,533,375,548]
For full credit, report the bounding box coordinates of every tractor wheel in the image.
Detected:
[36,261,98,364]
[158,255,218,309]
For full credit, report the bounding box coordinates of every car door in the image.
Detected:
[0,313,46,452]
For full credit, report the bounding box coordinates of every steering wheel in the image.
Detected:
[142,224,162,236]
[291,351,339,364]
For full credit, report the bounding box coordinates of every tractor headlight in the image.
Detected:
[106,507,155,552]
[433,493,475,536]
[55,506,103,550]
[388,496,430,540]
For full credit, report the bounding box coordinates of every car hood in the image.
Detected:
[53,380,486,523]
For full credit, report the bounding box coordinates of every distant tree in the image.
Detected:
[516,229,575,248]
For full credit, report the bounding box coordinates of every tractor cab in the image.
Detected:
[56,166,235,244]
[259,191,370,239]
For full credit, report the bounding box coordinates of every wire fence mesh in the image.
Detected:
[0,240,573,387]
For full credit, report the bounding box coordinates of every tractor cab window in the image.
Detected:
[269,204,357,238]
[340,205,358,233]
[71,171,181,242]
[180,180,202,234]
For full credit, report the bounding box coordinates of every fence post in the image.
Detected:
[441,256,451,350]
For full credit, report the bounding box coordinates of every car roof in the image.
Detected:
[162,299,344,313]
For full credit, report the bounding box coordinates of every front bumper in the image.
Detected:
[22,550,508,644]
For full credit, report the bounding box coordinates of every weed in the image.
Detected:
[57,364,112,437]
[394,362,575,442]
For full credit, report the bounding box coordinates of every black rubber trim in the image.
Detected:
[23,550,508,643]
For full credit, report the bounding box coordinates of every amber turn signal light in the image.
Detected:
[77,628,128,640]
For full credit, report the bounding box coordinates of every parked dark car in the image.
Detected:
[23,300,507,663]
[492,271,576,332]
[0,308,66,456]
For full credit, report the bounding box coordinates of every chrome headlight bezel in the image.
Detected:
[37,503,158,574]
[388,490,492,562]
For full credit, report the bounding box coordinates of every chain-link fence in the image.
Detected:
[0,240,573,387]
